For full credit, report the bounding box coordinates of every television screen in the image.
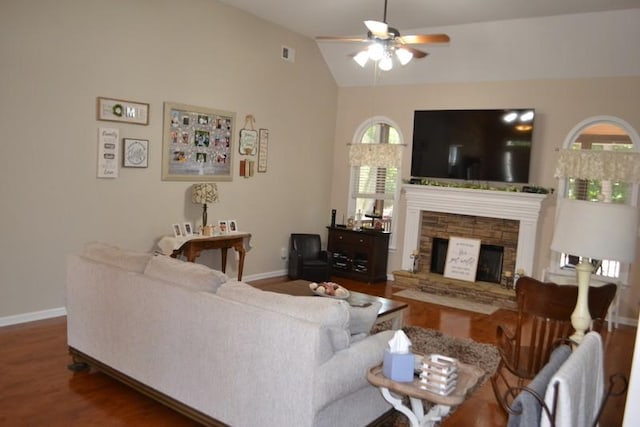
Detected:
[411,109,535,183]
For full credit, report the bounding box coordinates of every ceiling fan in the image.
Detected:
[315,0,450,70]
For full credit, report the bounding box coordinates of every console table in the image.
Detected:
[157,233,251,280]
[327,227,390,283]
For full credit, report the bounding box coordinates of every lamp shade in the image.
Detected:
[191,183,218,205]
[550,199,638,264]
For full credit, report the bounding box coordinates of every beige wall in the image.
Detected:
[0,0,338,318]
[2,1,639,324]
[330,77,640,322]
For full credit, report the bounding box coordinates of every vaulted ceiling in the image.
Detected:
[218,0,640,86]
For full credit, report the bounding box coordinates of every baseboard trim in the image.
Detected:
[241,269,287,282]
[618,315,639,327]
[0,307,67,327]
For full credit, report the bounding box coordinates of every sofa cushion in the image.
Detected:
[143,254,228,293]
[217,281,350,352]
[81,241,152,273]
[348,301,382,336]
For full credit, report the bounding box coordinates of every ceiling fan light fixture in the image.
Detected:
[379,55,393,71]
[353,51,369,67]
[364,20,389,38]
[368,43,384,61]
[395,47,413,65]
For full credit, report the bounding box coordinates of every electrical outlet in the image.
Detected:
[280,247,288,259]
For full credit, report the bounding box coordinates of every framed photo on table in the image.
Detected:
[183,222,193,236]
[172,223,183,238]
[162,102,236,182]
[218,220,228,234]
[228,220,238,232]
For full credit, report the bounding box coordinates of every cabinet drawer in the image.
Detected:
[329,230,373,247]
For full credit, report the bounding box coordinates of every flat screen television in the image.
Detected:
[411,109,535,183]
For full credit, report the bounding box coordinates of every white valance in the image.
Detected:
[554,149,640,183]
[348,143,402,168]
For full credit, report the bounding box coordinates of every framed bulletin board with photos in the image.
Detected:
[162,102,235,181]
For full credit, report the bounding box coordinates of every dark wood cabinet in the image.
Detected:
[327,227,390,283]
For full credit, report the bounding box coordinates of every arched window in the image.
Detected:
[348,117,403,245]
[554,116,640,279]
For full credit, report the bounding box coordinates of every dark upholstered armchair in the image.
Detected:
[287,234,331,282]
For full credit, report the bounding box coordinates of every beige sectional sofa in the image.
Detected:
[66,243,395,427]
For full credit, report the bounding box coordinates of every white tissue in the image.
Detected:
[388,330,412,354]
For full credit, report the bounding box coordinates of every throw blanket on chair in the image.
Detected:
[541,332,604,427]
[507,344,572,427]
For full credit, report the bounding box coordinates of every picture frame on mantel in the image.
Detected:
[162,102,235,182]
[97,97,149,125]
[443,237,481,282]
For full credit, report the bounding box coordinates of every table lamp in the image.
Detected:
[191,183,219,230]
[550,198,638,343]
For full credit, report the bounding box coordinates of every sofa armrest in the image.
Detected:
[313,330,395,411]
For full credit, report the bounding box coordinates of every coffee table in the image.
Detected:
[260,279,409,328]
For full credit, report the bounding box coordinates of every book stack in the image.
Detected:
[418,354,458,396]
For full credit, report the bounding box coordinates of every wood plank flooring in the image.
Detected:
[0,276,635,426]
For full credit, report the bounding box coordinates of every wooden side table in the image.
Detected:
[159,233,251,280]
[367,361,483,427]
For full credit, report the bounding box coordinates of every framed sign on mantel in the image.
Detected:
[162,102,235,181]
[443,237,481,282]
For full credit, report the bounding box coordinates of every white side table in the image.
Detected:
[366,362,483,427]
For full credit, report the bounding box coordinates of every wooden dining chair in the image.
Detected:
[491,276,616,412]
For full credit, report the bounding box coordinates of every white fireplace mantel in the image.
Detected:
[401,184,549,276]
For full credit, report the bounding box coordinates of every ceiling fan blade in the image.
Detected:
[315,36,369,43]
[364,20,389,38]
[402,46,429,59]
[399,34,450,45]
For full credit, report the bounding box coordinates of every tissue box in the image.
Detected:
[383,349,415,382]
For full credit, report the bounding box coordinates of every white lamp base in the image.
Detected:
[570,261,594,344]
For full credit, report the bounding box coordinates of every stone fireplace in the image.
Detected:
[396,184,548,308]
[420,212,518,283]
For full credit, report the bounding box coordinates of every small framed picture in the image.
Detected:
[218,220,228,234]
[183,222,193,236]
[123,138,149,168]
[172,223,183,238]
[228,220,238,232]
